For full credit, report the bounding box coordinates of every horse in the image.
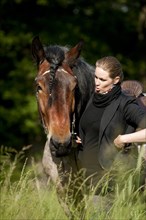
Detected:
[31,36,95,218]
[32,37,146,216]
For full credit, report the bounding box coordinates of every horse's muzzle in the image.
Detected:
[50,137,72,157]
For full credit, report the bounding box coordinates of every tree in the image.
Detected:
[0,0,145,150]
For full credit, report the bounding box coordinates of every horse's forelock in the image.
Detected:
[43,45,67,97]
[44,45,66,66]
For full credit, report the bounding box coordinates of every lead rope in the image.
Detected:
[71,113,80,171]
[71,113,77,143]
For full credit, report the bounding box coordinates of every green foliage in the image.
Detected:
[0,0,146,149]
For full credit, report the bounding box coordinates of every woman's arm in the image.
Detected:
[114,128,146,149]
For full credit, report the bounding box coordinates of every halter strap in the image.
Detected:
[41,67,77,79]
[42,70,50,76]
[42,68,67,75]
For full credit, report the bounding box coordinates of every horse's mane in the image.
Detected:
[72,58,95,116]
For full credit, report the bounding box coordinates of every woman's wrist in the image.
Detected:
[120,134,127,144]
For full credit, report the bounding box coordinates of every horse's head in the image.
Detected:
[32,36,85,157]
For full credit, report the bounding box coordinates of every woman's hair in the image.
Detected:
[96,56,124,83]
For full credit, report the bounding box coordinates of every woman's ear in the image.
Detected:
[113,76,120,84]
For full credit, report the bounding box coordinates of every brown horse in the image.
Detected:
[32,36,95,187]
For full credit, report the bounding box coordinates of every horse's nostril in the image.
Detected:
[50,138,58,149]
[50,137,71,150]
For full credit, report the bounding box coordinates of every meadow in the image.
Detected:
[0,146,145,220]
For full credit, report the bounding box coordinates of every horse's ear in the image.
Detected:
[65,40,84,67]
[31,36,46,64]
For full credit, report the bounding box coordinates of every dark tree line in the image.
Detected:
[0,0,146,152]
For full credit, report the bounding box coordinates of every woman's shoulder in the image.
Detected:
[118,92,137,108]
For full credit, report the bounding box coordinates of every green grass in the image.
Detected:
[0,146,146,220]
[0,147,68,220]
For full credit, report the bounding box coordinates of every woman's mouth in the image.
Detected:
[95,87,100,92]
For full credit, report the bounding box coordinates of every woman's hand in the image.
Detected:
[76,136,82,144]
[114,135,125,149]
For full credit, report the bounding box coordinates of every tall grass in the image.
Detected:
[0,146,145,220]
[0,146,68,220]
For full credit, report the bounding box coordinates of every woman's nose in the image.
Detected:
[95,78,100,85]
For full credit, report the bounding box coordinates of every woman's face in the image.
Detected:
[95,67,120,94]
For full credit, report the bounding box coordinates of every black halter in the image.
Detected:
[35,67,78,141]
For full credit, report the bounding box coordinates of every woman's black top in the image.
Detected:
[80,102,105,151]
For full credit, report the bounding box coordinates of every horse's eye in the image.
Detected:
[36,85,42,93]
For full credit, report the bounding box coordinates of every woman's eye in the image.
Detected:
[36,85,42,92]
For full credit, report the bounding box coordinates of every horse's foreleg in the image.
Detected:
[42,139,59,183]
[42,139,73,219]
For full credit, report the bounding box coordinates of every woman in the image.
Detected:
[76,56,146,192]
